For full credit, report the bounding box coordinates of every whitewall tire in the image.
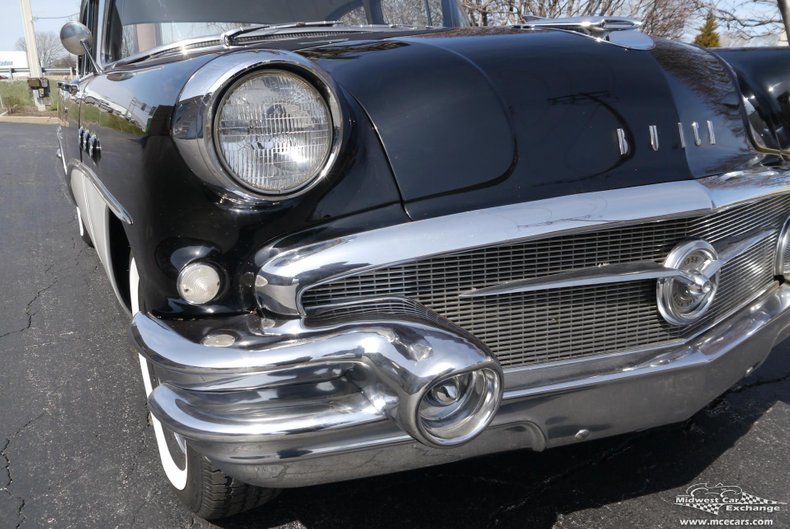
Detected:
[129,257,278,518]
[130,258,189,490]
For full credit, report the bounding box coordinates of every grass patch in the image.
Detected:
[0,79,58,114]
[0,81,35,112]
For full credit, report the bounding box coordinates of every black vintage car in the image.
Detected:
[57,0,790,520]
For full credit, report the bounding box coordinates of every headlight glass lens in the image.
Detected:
[215,70,333,195]
[177,262,221,305]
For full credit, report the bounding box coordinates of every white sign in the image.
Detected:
[0,51,29,69]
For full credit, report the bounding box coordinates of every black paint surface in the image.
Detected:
[3,123,789,529]
[61,27,783,315]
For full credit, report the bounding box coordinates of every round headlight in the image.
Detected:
[215,70,333,196]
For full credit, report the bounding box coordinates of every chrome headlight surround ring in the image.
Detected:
[657,240,720,327]
[172,51,346,204]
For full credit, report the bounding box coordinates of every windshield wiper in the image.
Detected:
[112,21,425,68]
[222,21,346,46]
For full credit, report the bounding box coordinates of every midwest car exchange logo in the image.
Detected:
[674,483,785,515]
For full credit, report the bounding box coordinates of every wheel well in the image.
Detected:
[109,213,132,311]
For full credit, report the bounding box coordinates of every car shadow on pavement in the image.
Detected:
[209,352,790,529]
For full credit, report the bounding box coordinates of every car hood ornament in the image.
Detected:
[656,240,721,326]
[516,16,655,50]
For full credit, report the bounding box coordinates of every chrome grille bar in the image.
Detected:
[300,195,788,368]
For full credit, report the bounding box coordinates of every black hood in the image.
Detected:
[301,28,757,220]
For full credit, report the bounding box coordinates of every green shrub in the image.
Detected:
[2,95,28,114]
[1,83,34,113]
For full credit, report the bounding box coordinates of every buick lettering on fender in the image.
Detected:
[56,0,790,520]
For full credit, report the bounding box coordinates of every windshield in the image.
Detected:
[104,0,465,62]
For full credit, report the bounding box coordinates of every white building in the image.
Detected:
[0,51,29,77]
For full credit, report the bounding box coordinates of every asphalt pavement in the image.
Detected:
[0,122,788,529]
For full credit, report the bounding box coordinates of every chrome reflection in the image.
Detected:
[132,305,504,448]
[417,368,501,447]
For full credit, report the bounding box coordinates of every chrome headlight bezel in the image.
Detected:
[172,51,345,203]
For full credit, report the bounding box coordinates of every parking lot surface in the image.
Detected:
[0,123,788,529]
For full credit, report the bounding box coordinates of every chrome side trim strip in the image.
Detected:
[68,161,133,225]
[256,169,790,316]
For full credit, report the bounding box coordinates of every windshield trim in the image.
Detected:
[101,0,465,67]
[107,24,434,69]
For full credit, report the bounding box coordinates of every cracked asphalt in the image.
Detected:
[0,122,788,529]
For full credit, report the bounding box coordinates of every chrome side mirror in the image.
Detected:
[60,21,92,56]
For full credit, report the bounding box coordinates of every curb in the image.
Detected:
[0,115,59,125]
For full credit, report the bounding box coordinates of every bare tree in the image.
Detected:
[714,0,784,40]
[458,0,702,38]
[15,31,69,68]
[634,0,700,39]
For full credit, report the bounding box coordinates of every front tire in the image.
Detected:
[129,258,278,519]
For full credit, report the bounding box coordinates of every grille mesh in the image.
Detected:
[301,196,790,368]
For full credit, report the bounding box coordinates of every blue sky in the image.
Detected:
[0,0,80,51]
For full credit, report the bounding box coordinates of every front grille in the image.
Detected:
[301,196,790,368]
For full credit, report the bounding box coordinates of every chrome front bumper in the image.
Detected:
[131,284,790,489]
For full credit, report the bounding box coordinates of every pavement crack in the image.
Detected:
[2,413,45,489]
[15,413,46,436]
[729,373,790,394]
[15,498,26,529]
[485,436,639,528]
[121,423,150,485]
[1,439,11,490]
[0,279,59,340]
[128,490,153,529]
[2,431,33,529]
